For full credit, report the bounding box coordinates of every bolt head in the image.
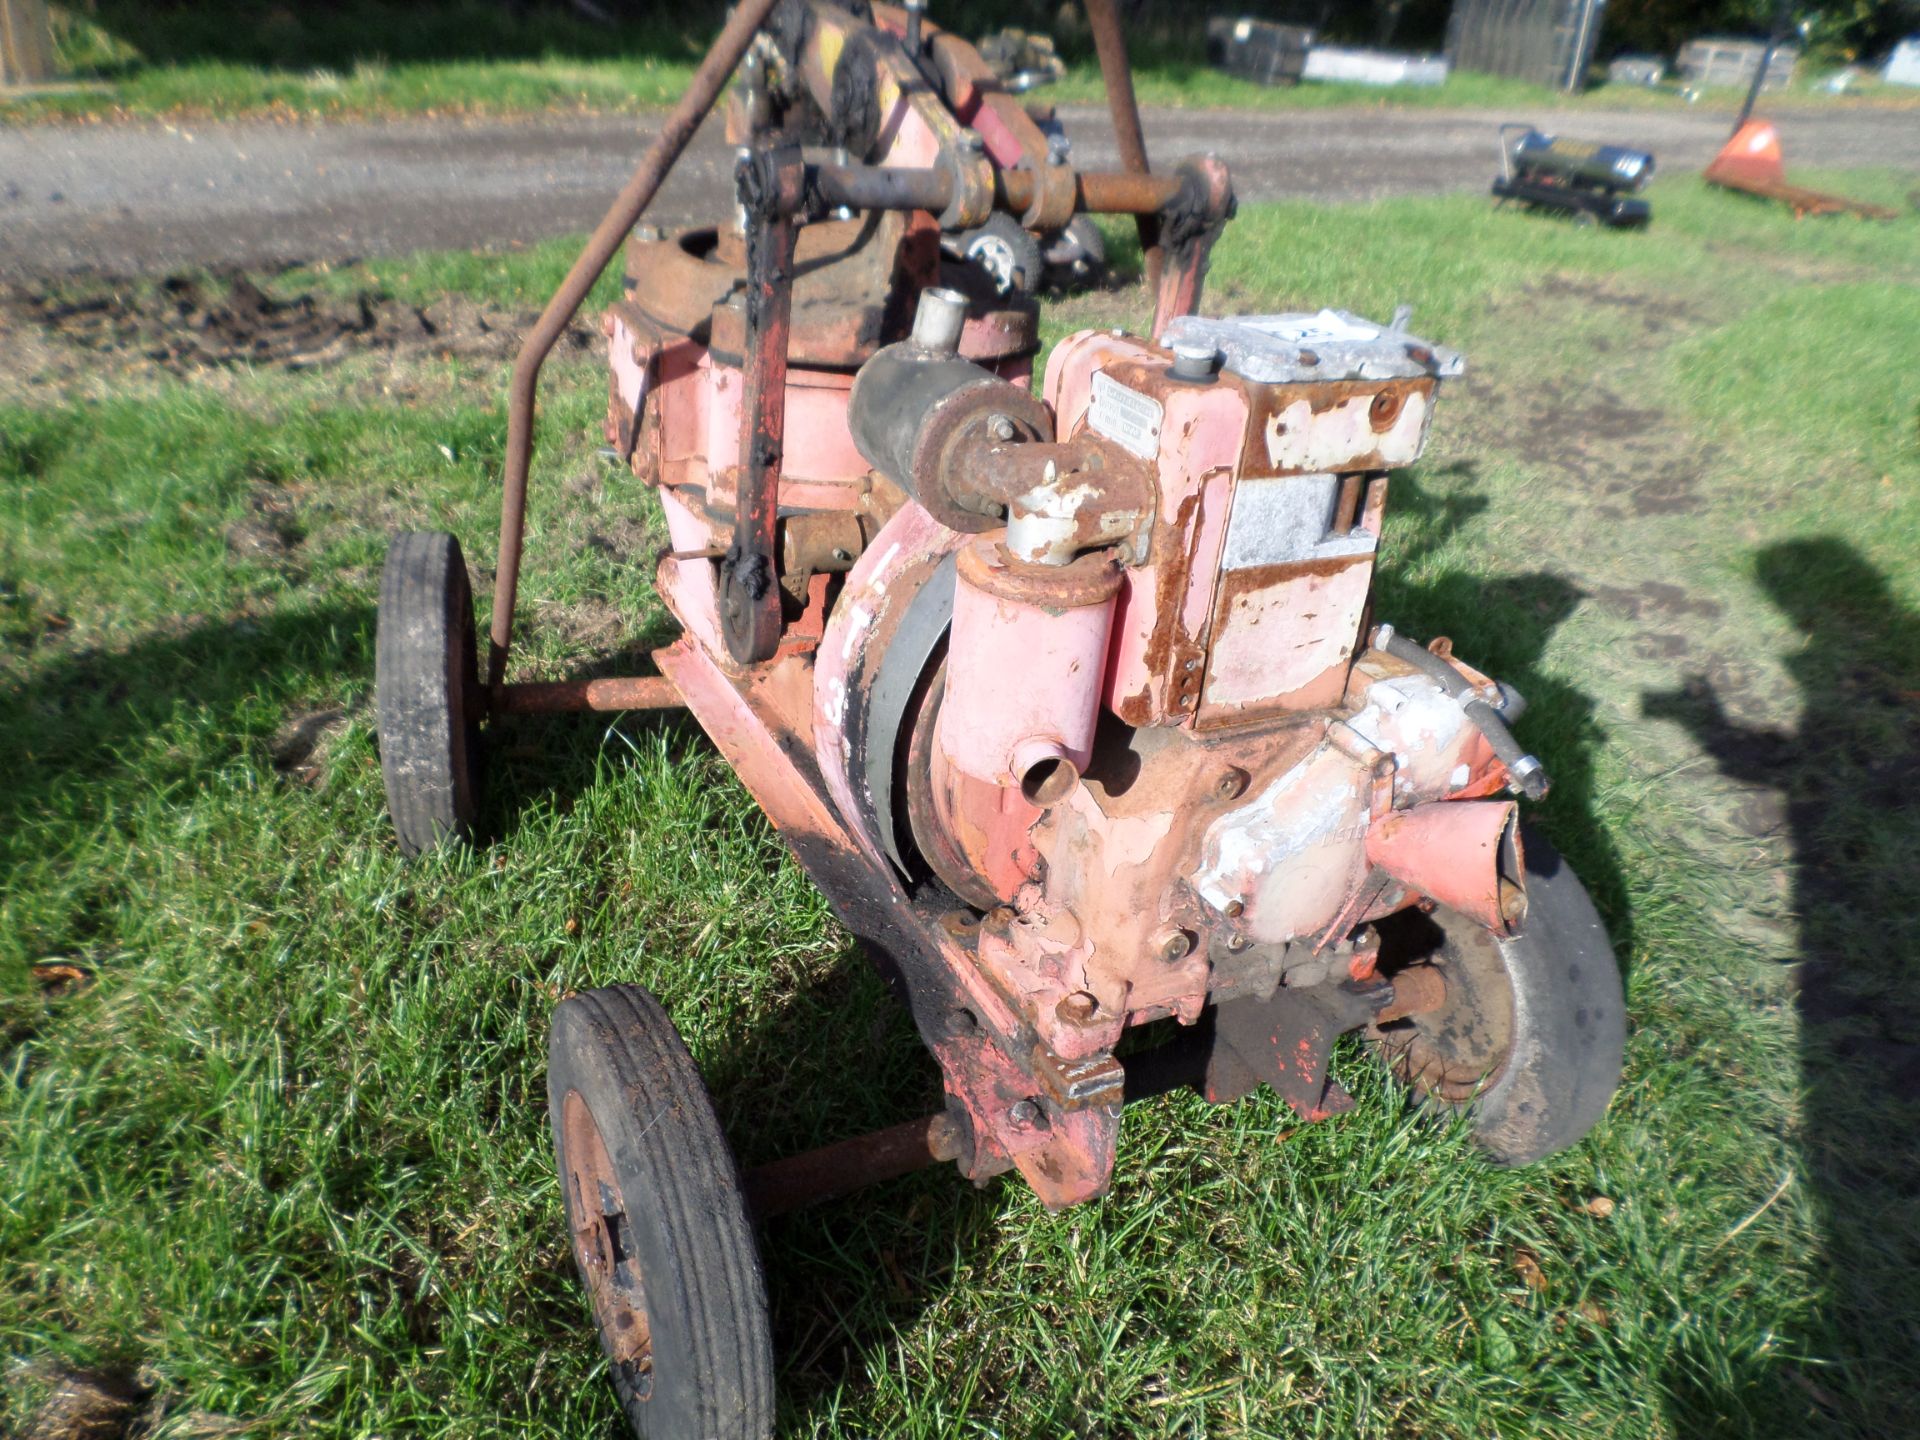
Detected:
[1158,930,1194,963]
[1056,990,1100,1025]
[988,413,1017,442]
[1007,1098,1043,1130]
[1213,766,1250,801]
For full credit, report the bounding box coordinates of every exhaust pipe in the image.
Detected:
[1366,799,1527,935]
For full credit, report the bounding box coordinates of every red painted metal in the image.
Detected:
[1366,800,1526,936]
[474,0,1581,1229]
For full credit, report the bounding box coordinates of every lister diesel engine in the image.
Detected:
[371,6,1628,1430]
[842,299,1518,1064]
[599,243,1615,1208]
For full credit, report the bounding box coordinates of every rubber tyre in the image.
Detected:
[375,531,482,855]
[548,985,774,1440]
[957,213,1043,296]
[1041,214,1108,291]
[1374,829,1625,1166]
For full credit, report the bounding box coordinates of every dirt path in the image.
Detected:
[2,104,1914,280]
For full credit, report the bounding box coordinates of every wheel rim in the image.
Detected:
[966,235,1021,292]
[1373,907,1517,1104]
[561,1089,655,1407]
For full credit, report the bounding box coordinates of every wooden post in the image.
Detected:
[1,0,57,88]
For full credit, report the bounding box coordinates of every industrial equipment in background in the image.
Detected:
[370,2,1628,1435]
[1208,16,1314,86]
[1493,124,1654,227]
[1207,15,1448,88]
[1702,0,1900,220]
[1605,54,1665,87]
[1677,34,1799,90]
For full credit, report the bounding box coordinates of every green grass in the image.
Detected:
[7,0,1917,122]
[4,173,1918,1438]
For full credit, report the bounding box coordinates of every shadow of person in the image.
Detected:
[1644,537,1920,1436]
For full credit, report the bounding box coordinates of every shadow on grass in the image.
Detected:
[1376,463,1633,958]
[0,600,374,854]
[0,601,373,1076]
[1644,537,1920,1437]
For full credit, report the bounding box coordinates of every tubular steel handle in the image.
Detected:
[488,0,783,688]
[1083,0,1162,292]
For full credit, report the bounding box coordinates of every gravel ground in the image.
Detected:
[1,103,1915,279]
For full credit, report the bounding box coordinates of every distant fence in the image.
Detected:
[1445,0,1606,92]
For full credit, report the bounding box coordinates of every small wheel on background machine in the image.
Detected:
[549,984,775,1440]
[950,212,1044,296]
[1369,829,1625,1166]
[375,531,483,855]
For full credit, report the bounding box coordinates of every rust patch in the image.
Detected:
[1239,377,1435,478]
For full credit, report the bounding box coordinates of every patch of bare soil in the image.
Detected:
[2,273,593,390]
[1588,580,1726,622]
[225,485,307,565]
[18,1366,148,1440]
[271,704,354,789]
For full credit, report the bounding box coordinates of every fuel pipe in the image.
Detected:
[1370,624,1550,800]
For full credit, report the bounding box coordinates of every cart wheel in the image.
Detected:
[549,985,774,1440]
[375,531,483,855]
[1041,214,1108,291]
[956,213,1043,296]
[1369,829,1624,1166]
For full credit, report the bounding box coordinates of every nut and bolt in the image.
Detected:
[1007,1098,1046,1131]
[1213,766,1250,801]
[988,413,1017,442]
[1055,990,1100,1026]
[939,910,982,940]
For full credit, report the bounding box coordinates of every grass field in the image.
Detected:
[3,173,1918,1439]
[8,0,1918,122]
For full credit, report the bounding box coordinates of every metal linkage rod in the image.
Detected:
[488,0,782,689]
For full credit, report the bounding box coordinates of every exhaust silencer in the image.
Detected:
[1365,799,1527,935]
[939,538,1121,805]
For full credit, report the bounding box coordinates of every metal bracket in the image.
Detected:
[722,143,804,666]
